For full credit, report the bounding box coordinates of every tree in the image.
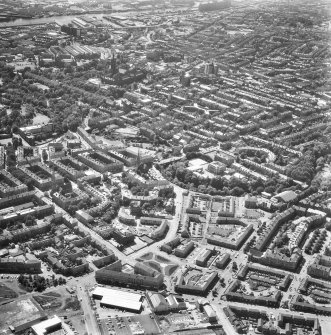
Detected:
[230,187,245,196]
[67,205,78,216]
[26,179,34,190]
[196,183,206,194]
[12,137,19,150]
[211,177,223,190]
[42,149,48,162]
[103,210,115,222]
[256,186,264,194]
[25,214,35,227]
[63,176,70,184]
[17,274,24,284]
[78,200,86,210]
[90,197,99,206]
[264,186,275,194]
[58,277,66,285]
[175,168,186,182]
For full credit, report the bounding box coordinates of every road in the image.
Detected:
[78,184,185,264]
[211,303,238,335]
[39,184,184,268]
[133,185,184,258]
[76,219,135,265]
[76,286,101,335]
[213,296,331,334]
[38,190,134,264]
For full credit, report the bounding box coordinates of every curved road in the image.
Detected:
[40,184,184,267]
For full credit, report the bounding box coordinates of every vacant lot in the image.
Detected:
[33,294,61,311]
[62,296,81,311]
[0,298,43,329]
[0,283,18,300]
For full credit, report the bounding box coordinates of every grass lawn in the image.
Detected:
[32,113,50,125]
[0,283,18,300]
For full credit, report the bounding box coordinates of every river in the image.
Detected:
[0,13,108,28]
[0,7,194,28]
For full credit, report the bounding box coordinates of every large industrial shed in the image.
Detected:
[92,287,143,312]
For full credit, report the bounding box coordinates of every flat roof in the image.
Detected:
[92,287,142,302]
[31,315,62,335]
[93,287,143,312]
[100,296,142,311]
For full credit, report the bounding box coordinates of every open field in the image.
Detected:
[32,113,50,125]
[0,283,18,300]
[0,298,44,329]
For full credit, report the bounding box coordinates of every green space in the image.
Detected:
[138,252,153,261]
[0,298,43,329]
[62,296,81,311]
[43,291,61,297]
[32,113,50,125]
[248,280,269,293]
[155,254,172,264]
[0,283,18,300]
[165,264,178,276]
[144,260,162,273]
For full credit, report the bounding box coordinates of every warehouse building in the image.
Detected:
[31,315,62,335]
[92,287,143,312]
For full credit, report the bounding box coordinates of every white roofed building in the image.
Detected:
[31,315,62,335]
[92,287,143,312]
[147,292,184,313]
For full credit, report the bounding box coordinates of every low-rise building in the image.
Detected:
[207,219,253,250]
[31,315,62,335]
[174,241,195,258]
[95,259,164,290]
[18,163,64,190]
[308,255,331,281]
[49,156,85,181]
[77,150,123,173]
[140,216,164,226]
[161,237,181,254]
[151,220,168,240]
[196,248,214,267]
[207,161,226,175]
[0,258,41,274]
[118,207,136,225]
[201,302,217,322]
[0,169,28,197]
[214,149,235,166]
[75,210,94,225]
[52,189,89,211]
[92,287,143,313]
[16,146,40,166]
[147,292,185,314]
[216,253,231,269]
[0,146,4,169]
[225,280,281,307]
[175,269,218,295]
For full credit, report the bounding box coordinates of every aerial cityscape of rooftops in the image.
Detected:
[0,0,330,334]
